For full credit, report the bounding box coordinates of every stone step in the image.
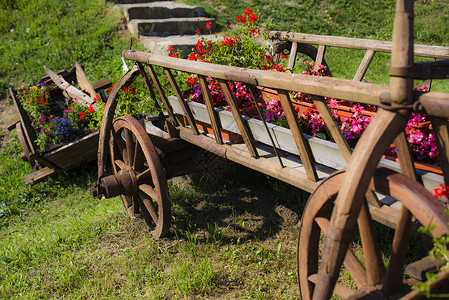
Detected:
[140,34,221,58]
[122,2,205,21]
[114,0,168,4]
[128,17,215,37]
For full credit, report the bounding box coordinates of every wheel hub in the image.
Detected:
[91,167,138,199]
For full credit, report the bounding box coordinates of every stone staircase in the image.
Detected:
[117,0,218,57]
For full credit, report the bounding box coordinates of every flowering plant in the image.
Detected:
[170,8,283,71]
[412,184,449,297]
[18,83,97,151]
[171,8,285,116]
[87,83,159,130]
[171,8,440,168]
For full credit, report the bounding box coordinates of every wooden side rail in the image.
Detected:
[268,31,449,59]
[123,50,449,110]
[123,50,449,192]
[123,50,388,106]
[268,30,449,88]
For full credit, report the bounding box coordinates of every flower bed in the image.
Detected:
[16,83,98,152]
[168,96,444,191]
[169,8,440,172]
[16,74,151,154]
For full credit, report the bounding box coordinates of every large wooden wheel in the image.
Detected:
[109,115,171,238]
[298,168,449,299]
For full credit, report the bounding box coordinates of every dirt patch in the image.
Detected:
[275,204,300,227]
[0,96,18,147]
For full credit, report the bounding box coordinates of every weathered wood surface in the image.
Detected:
[168,96,444,191]
[22,131,99,184]
[122,50,449,110]
[44,65,95,107]
[298,167,449,299]
[199,75,223,144]
[278,89,318,181]
[122,50,389,106]
[75,62,97,100]
[9,88,38,154]
[268,31,449,59]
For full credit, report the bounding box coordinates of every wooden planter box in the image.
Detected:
[256,86,440,174]
[168,96,444,192]
[7,64,110,184]
[256,86,376,121]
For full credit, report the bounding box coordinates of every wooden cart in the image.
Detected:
[91,0,449,298]
[8,64,111,184]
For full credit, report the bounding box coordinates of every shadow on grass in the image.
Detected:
[167,161,310,244]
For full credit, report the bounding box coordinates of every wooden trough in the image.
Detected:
[8,64,111,184]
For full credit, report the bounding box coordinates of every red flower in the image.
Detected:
[188,52,198,61]
[248,13,258,23]
[196,29,201,35]
[168,45,175,52]
[87,104,95,114]
[206,22,212,30]
[432,184,449,198]
[109,84,114,94]
[244,8,252,15]
[236,15,246,23]
[196,38,203,52]
[223,36,235,46]
[186,76,198,86]
[281,53,288,60]
[169,52,179,58]
[130,88,136,95]
[123,87,130,93]
[80,112,85,119]
[43,102,48,105]
[94,95,101,102]
[249,28,260,36]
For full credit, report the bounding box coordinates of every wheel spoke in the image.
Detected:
[136,167,151,181]
[113,128,127,160]
[308,274,354,299]
[133,140,144,170]
[382,206,412,294]
[139,183,158,199]
[138,192,158,223]
[114,159,127,171]
[358,202,386,285]
[315,217,368,287]
[122,195,133,208]
[124,128,135,165]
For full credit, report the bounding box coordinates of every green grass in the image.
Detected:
[0,0,133,98]
[179,0,449,92]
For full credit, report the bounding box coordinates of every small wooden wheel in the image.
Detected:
[109,115,171,238]
[298,168,449,299]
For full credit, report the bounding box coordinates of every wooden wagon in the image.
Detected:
[91,0,449,298]
[8,64,111,184]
